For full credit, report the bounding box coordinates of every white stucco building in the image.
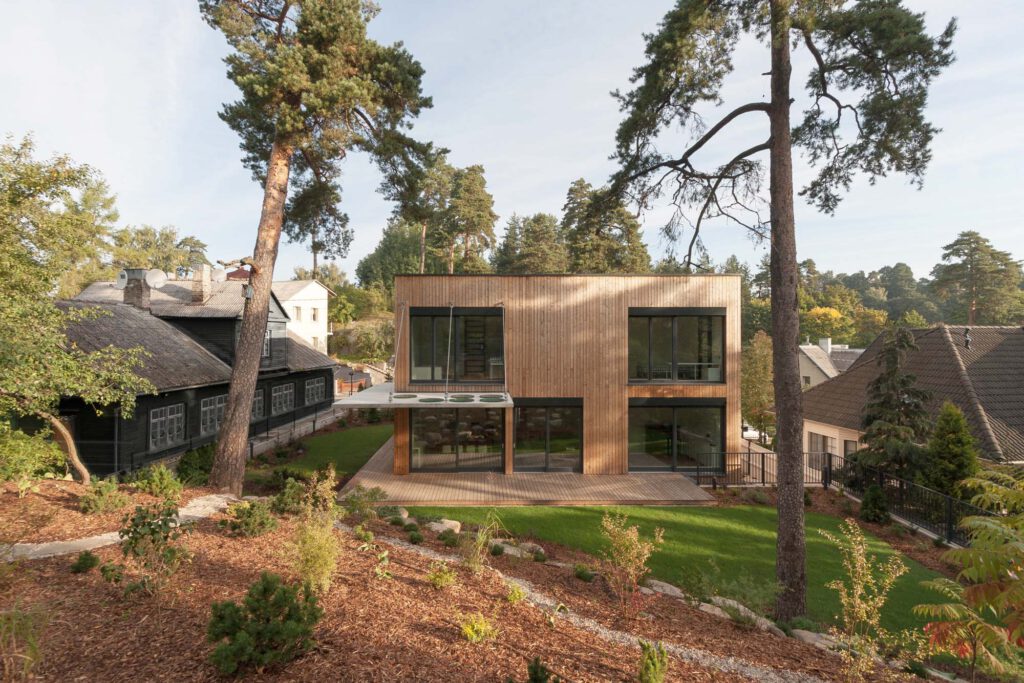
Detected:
[272,280,334,353]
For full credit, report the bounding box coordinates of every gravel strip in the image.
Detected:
[339,522,829,683]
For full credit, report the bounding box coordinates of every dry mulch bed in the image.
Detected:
[0,480,215,544]
[712,486,960,578]
[4,514,746,682]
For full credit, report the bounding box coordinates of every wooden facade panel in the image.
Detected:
[393,275,741,474]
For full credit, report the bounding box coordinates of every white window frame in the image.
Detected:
[200,394,228,435]
[305,377,326,405]
[263,329,272,358]
[311,307,318,322]
[293,306,302,321]
[149,403,185,451]
[251,388,265,421]
[271,383,294,416]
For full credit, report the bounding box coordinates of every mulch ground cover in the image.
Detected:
[0,480,215,543]
[4,513,747,682]
[712,486,959,578]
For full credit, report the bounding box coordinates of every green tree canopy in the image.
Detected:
[492,213,568,274]
[0,137,153,483]
[741,331,775,443]
[561,178,650,273]
[355,219,424,293]
[919,401,980,497]
[931,230,1024,325]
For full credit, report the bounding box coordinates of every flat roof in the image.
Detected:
[333,382,513,408]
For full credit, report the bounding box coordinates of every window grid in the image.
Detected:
[149,403,185,451]
[271,383,294,416]
[304,377,326,405]
[410,310,504,383]
[263,330,271,358]
[629,314,724,383]
[251,389,265,421]
[200,395,228,435]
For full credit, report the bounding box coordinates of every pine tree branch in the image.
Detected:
[801,31,863,135]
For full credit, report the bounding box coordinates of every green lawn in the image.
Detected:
[248,423,393,484]
[408,504,941,632]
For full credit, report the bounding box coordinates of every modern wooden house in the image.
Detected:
[65,268,336,476]
[339,275,741,476]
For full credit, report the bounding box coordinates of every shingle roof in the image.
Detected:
[802,325,1024,462]
[59,301,232,393]
[285,332,337,373]
[799,345,839,378]
[76,280,289,319]
[830,348,864,372]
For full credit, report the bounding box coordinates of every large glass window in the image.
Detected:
[514,403,582,471]
[628,404,724,471]
[149,403,185,451]
[410,408,503,471]
[271,383,294,415]
[628,313,724,382]
[410,309,503,382]
[251,389,265,421]
[304,377,326,405]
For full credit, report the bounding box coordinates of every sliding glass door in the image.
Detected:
[628,403,724,472]
[410,408,504,472]
[513,402,582,472]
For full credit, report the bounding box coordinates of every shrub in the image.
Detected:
[438,529,460,548]
[104,501,191,595]
[599,512,664,618]
[176,443,214,486]
[352,524,373,544]
[858,485,889,524]
[376,505,399,518]
[573,564,595,583]
[426,561,456,590]
[207,572,322,676]
[839,497,855,515]
[302,465,340,518]
[269,467,309,490]
[408,531,424,545]
[292,518,338,595]
[740,488,770,505]
[459,510,505,574]
[374,550,392,580]
[340,484,387,519]
[508,657,563,683]
[506,582,526,604]
[804,488,813,507]
[70,550,100,574]
[0,425,63,498]
[532,550,547,563]
[918,401,981,497]
[271,478,306,516]
[931,535,945,548]
[0,602,49,681]
[389,516,406,527]
[78,478,129,514]
[637,640,669,683]
[459,612,497,643]
[130,464,183,501]
[489,543,505,557]
[402,522,419,532]
[219,501,278,538]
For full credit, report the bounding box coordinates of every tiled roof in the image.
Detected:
[830,348,864,372]
[59,301,232,393]
[76,280,289,319]
[802,325,1024,462]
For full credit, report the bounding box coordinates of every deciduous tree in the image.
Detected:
[741,331,775,443]
[608,0,954,618]
[201,0,432,494]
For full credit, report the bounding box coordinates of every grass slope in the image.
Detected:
[409,504,940,632]
[285,423,393,475]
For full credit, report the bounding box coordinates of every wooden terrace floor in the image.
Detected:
[342,439,715,506]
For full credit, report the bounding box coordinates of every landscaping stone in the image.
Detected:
[709,596,786,637]
[397,507,410,519]
[426,518,461,535]
[645,578,685,599]
[639,586,655,596]
[699,603,732,620]
[791,630,840,651]
[518,541,545,555]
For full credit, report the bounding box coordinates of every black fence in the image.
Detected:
[692,450,990,547]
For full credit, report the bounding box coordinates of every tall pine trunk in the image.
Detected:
[769,0,806,621]
[209,138,294,495]
[419,222,427,273]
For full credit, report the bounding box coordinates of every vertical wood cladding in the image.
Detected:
[393,275,742,474]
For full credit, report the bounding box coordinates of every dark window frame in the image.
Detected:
[409,407,505,472]
[513,398,583,472]
[627,399,725,472]
[628,308,726,384]
[409,307,504,384]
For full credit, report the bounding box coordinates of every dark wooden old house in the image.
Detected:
[66,267,336,476]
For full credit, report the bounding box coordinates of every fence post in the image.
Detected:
[760,451,766,486]
[945,496,955,544]
[824,453,832,490]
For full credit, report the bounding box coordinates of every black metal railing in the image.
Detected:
[691,449,990,547]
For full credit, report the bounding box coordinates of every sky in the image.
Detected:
[2,1,1022,283]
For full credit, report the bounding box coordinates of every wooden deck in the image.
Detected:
[342,439,715,506]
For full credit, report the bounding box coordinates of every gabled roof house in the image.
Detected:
[801,325,1024,462]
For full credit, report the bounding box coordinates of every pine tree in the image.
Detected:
[919,401,981,497]
[561,179,650,273]
[931,231,1024,325]
[860,327,932,479]
[491,214,523,273]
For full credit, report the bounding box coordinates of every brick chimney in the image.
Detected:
[192,264,212,303]
[123,268,151,309]
[818,337,832,355]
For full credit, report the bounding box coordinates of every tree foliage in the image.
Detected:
[931,230,1024,325]
[741,331,774,442]
[491,213,568,274]
[0,137,154,483]
[561,179,650,273]
[355,219,423,293]
[918,401,981,497]
[859,327,931,478]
